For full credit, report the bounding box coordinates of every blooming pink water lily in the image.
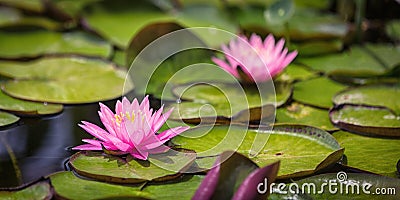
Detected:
[73,96,189,160]
[212,33,297,83]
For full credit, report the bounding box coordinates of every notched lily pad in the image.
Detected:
[0,30,112,59]
[50,171,152,200]
[333,131,400,177]
[172,125,343,178]
[333,83,400,115]
[0,57,133,104]
[293,77,347,109]
[0,182,52,199]
[0,90,62,115]
[0,111,19,127]
[69,150,196,184]
[330,104,400,137]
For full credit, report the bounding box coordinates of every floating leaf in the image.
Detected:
[0,182,52,199]
[299,46,388,76]
[264,0,295,25]
[0,111,19,127]
[143,175,204,200]
[172,125,343,178]
[275,64,317,83]
[330,105,400,137]
[0,0,44,13]
[69,150,196,183]
[0,57,133,104]
[50,171,152,199]
[363,44,400,71]
[0,90,62,115]
[291,39,344,56]
[295,173,400,199]
[333,83,400,115]
[276,102,337,131]
[333,131,400,177]
[293,77,347,109]
[386,20,400,41]
[0,30,112,59]
[168,82,282,123]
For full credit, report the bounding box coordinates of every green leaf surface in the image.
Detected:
[333,84,400,115]
[0,57,133,104]
[330,105,400,137]
[172,125,343,178]
[299,46,387,76]
[295,173,400,199]
[0,111,19,127]
[276,102,337,131]
[333,131,400,177]
[142,175,204,200]
[0,90,62,115]
[293,77,347,109]
[0,30,112,59]
[50,171,152,200]
[363,44,400,71]
[0,0,44,13]
[386,20,400,41]
[275,64,318,83]
[291,39,344,56]
[0,182,52,199]
[264,0,294,25]
[69,150,196,184]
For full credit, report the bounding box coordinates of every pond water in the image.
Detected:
[0,101,110,188]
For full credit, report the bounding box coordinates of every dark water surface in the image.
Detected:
[0,101,118,188]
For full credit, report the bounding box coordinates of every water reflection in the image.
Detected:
[0,101,115,188]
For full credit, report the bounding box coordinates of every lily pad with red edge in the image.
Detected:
[0,182,52,199]
[193,151,279,200]
[172,125,343,178]
[333,131,400,177]
[333,83,400,115]
[49,171,152,200]
[0,56,133,104]
[330,104,400,137]
[0,111,19,127]
[0,30,112,59]
[293,76,347,109]
[69,150,196,184]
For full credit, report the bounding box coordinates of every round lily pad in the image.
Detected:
[0,57,133,104]
[330,104,400,137]
[0,182,52,199]
[50,171,152,200]
[0,111,19,127]
[275,64,318,83]
[293,77,347,109]
[333,83,400,115]
[276,102,337,131]
[0,90,62,115]
[0,30,112,59]
[172,125,343,178]
[333,131,400,177]
[69,150,196,184]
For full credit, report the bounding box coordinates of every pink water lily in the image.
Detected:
[73,96,189,160]
[212,33,297,83]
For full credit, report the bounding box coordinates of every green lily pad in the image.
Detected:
[275,64,318,83]
[0,90,62,115]
[50,171,152,200]
[82,0,172,48]
[333,84,400,115]
[0,182,52,199]
[333,131,400,177]
[386,20,400,41]
[47,0,102,20]
[0,30,112,59]
[298,46,387,76]
[69,150,196,184]
[0,57,133,104]
[293,77,347,109]
[330,105,400,137]
[276,102,337,131]
[0,7,62,30]
[264,0,294,25]
[168,82,285,123]
[291,39,344,56]
[363,44,400,71]
[0,0,44,13]
[295,173,400,199]
[142,175,204,200]
[172,125,343,178]
[0,111,19,127]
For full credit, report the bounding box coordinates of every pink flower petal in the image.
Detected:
[72,144,102,151]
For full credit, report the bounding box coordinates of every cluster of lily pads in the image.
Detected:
[0,0,400,199]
